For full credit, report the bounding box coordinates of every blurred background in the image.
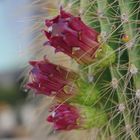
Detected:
[0,0,71,139]
[0,0,36,139]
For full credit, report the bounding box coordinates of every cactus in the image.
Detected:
[27,0,140,139]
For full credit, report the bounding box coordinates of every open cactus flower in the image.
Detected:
[27,59,100,105]
[47,103,107,130]
[43,8,115,67]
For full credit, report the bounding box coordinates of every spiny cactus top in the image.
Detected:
[43,8,100,64]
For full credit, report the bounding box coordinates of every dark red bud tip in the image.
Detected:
[43,9,100,64]
[29,61,38,66]
[26,59,78,97]
[47,115,53,122]
[46,104,80,130]
[43,30,51,39]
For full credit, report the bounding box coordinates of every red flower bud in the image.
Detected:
[47,103,107,130]
[26,59,78,97]
[43,9,100,64]
[47,103,79,130]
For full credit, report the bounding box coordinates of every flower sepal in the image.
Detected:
[69,79,100,106]
[91,43,116,72]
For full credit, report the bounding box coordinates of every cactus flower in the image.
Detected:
[43,9,100,64]
[47,103,107,130]
[26,59,100,105]
[26,59,78,98]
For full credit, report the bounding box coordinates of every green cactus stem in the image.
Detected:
[97,0,137,139]
[118,0,140,89]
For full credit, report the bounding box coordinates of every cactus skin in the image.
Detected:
[28,0,140,139]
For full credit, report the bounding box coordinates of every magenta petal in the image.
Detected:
[27,59,77,97]
[47,115,54,122]
[45,15,59,26]
[44,9,100,64]
[29,60,39,66]
[43,30,51,39]
[68,17,85,31]
[60,8,72,18]
[47,104,80,130]
[50,36,72,54]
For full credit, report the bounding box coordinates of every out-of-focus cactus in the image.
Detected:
[27,0,140,139]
